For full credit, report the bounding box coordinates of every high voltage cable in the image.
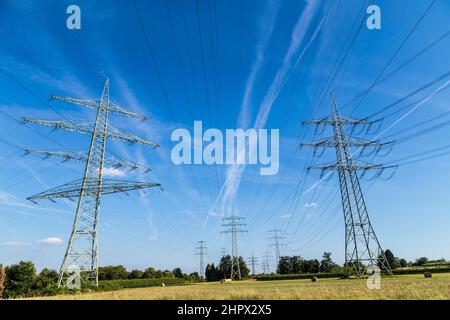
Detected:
[384,107,450,141]
[384,143,450,166]
[134,0,216,206]
[164,0,194,121]
[194,0,213,129]
[0,68,70,122]
[246,1,334,228]
[178,0,218,202]
[367,71,450,119]
[342,29,450,109]
[209,0,226,185]
[244,0,330,223]
[2,19,195,254]
[132,0,177,123]
[349,0,437,115]
[194,0,221,194]
[163,0,211,212]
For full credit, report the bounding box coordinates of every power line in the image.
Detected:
[24,78,162,288]
[247,253,259,276]
[267,228,286,268]
[221,215,247,280]
[342,28,450,109]
[367,71,450,119]
[349,0,437,114]
[300,95,393,277]
[132,0,177,123]
[195,240,208,279]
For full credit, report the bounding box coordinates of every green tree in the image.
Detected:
[291,256,303,273]
[186,272,200,282]
[381,249,397,269]
[4,261,37,298]
[320,252,338,273]
[218,255,249,279]
[303,259,320,273]
[415,257,429,266]
[34,268,59,296]
[128,269,143,279]
[277,256,292,274]
[142,267,157,278]
[98,265,129,280]
[398,258,408,268]
[205,263,221,281]
[172,267,184,278]
[162,270,173,278]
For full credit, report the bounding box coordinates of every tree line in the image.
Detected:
[205,255,250,281]
[203,250,448,279]
[1,249,447,297]
[0,261,198,299]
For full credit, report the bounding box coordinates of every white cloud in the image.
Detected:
[102,167,126,177]
[282,214,292,219]
[1,241,31,247]
[36,237,63,246]
[148,235,158,241]
[304,202,318,208]
[209,1,322,221]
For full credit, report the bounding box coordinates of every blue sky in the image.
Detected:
[1,0,450,274]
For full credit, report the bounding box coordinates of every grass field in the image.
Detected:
[31,273,450,300]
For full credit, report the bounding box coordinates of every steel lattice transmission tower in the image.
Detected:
[267,228,286,269]
[24,78,161,288]
[195,241,208,279]
[221,215,247,280]
[261,251,271,274]
[300,95,396,277]
[221,247,227,258]
[247,253,259,276]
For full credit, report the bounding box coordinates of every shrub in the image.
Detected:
[93,277,188,291]
[255,272,345,281]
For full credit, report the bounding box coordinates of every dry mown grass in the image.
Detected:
[31,274,450,300]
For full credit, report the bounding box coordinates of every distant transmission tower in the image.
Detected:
[262,251,271,274]
[267,228,286,269]
[221,247,228,258]
[247,253,259,276]
[195,241,208,279]
[300,94,395,277]
[24,78,161,287]
[221,215,247,280]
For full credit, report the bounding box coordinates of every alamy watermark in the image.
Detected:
[171,121,279,176]
[66,5,81,30]
[66,265,81,290]
[367,5,381,30]
[366,265,381,290]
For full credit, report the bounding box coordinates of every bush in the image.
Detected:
[3,261,37,298]
[255,272,345,281]
[93,277,188,291]
[391,266,450,275]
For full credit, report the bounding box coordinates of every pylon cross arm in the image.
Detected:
[49,96,149,121]
[302,115,373,126]
[24,149,151,173]
[27,179,162,202]
[23,118,160,148]
[307,161,397,171]
[300,138,391,148]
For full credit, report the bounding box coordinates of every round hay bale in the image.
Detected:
[311,276,318,282]
[160,282,165,287]
[424,271,432,278]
